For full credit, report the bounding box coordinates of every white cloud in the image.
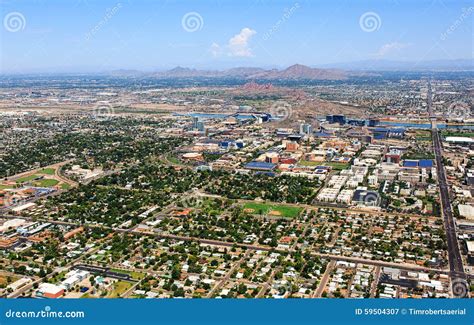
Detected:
[228,27,257,57]
[210,42,222,57]
[376,42,410,57]
[210,27,257,58]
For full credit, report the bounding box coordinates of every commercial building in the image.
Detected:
[36,283,64,298]
[445,136,474,145]
[299,123,313,135]
[352,189,380,207]
[244,161,277,171]
[326,114,346,125]
[61,269,90,290]
[458,204,474,220]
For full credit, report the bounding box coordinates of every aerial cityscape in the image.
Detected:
[1,0,473,303]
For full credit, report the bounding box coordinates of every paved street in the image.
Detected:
[428,80,467,296]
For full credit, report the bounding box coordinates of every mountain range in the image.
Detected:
[111,64,348,80]
[107,59,473,80]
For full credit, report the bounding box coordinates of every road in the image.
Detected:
[313,260,335,297]
[369,266,381,298]
[427,80,467,296]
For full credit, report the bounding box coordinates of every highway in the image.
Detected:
[427,80,467,296]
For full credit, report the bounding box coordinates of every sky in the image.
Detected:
[0,0,473,73]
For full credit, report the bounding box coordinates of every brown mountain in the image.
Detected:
[251,64,346,80]
[148,64,347,80]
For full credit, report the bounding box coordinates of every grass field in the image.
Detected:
[110,268,146,280]
[0,275,18,287]
[108,280,133,297]
[16,174,40,183]
[414,130,432,141]
[325,162,350,170]
[414,130,431,136]
[298,160,348,170]
[243,202,302,218]
[298,160,322,167]
[39,168,56,175]
[33,179,59,187]
[0,184,15,190]
[61,183,71,190]
[416,137,432,142]
[441,131,474,138]
[166,154,182,165]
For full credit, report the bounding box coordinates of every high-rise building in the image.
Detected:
[192,117,205,131]
[299,123,313,135]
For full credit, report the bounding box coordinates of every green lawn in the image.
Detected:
[108,280,133,297]
[39,168,56,175]
[298,160,322,167]
[33,179,59,187]
[61,183,71,190]
[325,162,350,170]
[130,294,146,298]
[110,268,146,280]
[0,184,14,189]
[416,137,432,142]
[243,202,302,218]
[441,131,474,138]
[414,130,432,141]
[297,160,349,170]
[16,174,40,183]
[166,154,181,165]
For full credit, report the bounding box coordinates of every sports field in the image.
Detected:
[243,202,302,218]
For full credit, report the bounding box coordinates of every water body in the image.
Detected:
[379,121,474,130]
[174,112,256,120]
[175,113,474,130]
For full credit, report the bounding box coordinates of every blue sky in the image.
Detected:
[0,0,473,73]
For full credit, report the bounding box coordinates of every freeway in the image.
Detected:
[428,81,467,296]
